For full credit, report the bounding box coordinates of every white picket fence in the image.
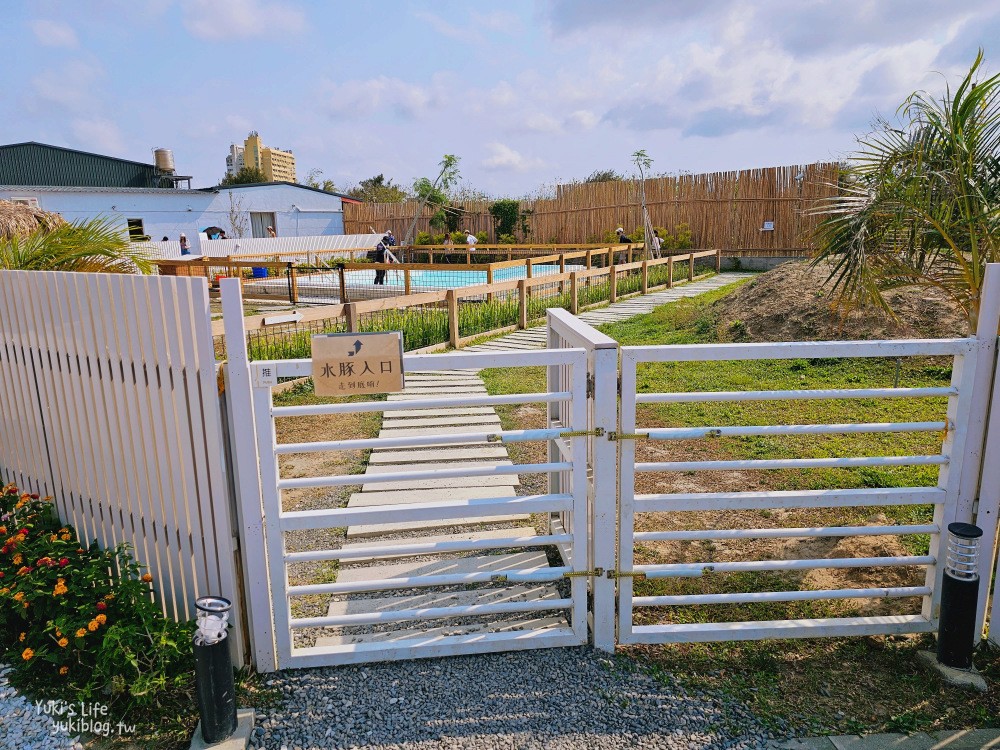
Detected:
[0,270,242,660]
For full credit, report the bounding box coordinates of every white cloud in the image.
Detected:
[320,76,440,120]
[411,9,469,41]
[181,0,304,40]
[28,19,80,48]
[31,61,103,110]
[70,117,125,154]
[482,143,545,172]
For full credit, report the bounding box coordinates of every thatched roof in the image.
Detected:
[0,200,66,241]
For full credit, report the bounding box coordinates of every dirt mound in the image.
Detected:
[715,261,968,341]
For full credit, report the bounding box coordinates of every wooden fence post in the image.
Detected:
[610,266,618,304]
[518,279,527,329]
[628,245,633,264]
[447,289,460,348]
[404,270,411,296]
[466,248,471,264]
[338,267,348,303]
[715,248,722,273]
[289,263,299,303]
[486,266,494,303]
[667,256,673,288]
[607,247,613,268]
[586,249,593,270]
[570,272,579,315]
[688,253,695,281]
[641,260,648,295]
[346,302,359,332]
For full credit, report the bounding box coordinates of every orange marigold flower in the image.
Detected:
[22,600,29,608]
[0,587,9,594]
[57,578,65,585]
[53,584,68,596]
[141,573,153,583]
[59,528,68,533]
[103,594,115,601]
[13,591,24,601]
[57,637,68,647]
[59,666,69,675]
[87,620,99,632]
[55,628,61,637]
[75,628,86,638]
[18,632,25,642]
[0,526,6,535]
[60,534,72,541]
[21,648,33,660]
[50,535,58,543]
[95,614,107,625]
[12,554,22,565]
[17,567,30,575]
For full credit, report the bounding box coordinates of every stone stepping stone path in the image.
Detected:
[316,371,567,647]
[464,272,755,353]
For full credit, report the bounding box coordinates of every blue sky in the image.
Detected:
[3,1,998,196]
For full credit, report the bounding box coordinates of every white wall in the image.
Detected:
[0,184,344,243]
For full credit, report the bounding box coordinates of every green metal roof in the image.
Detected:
[0,142,160,188]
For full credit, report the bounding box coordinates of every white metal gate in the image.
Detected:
[614,336,986,644]
[223,283,592,671]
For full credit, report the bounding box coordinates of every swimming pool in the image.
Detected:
[339,262,576,288]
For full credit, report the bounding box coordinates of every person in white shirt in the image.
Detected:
[651,229,662,257]
[465,230,478,246]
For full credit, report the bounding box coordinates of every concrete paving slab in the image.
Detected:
[368,447,510,464]
[360,474,518,492]
[347,514,532,538]
[381,415,505,429]
[363,460,511,474]
[326,582,561,612]
[377,425,501,438]
[347,486,516,506]
[338,526,540,565]
[928,730,1000,749]
[335,550,552,584]
[829,734,936,750]
[313,615,568,646]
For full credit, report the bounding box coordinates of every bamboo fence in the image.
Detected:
[343,162,839,255]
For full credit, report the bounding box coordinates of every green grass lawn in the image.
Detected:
[481,278,999,736]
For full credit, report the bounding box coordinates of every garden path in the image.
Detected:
[314,272,754,646]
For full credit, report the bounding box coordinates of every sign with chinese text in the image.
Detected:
[311,331,405,396]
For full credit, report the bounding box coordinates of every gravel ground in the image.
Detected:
[250,647,771,750]
[0,664,82,750]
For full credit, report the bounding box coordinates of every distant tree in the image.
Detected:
[585,169,625,183]
[227,192,249,238]
[489,199,532,241]
[219,166,267,186]
[347,174,408,203]
[304,168,338,193]
[404,155,462,244]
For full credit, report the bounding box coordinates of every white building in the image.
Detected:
[226,144,245,177]
[0,181,356,244]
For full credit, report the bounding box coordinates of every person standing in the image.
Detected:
[465,230,478,247]
[372,235,390,285]
[384,229,396,246]
[267,225,276,238]
[651,229,662,258]
[179,234,191,256]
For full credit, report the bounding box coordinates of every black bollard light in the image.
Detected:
[936,522,983,669]
[194,596,238,744]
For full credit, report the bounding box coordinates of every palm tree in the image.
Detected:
[0,215,154,274]
[812,51,1000,332]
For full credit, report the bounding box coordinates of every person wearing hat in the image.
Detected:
[267,225,276,238]
[179,233,191,256]
[615,227,631,243]
[372,235,391,285]
[384,229,396,247]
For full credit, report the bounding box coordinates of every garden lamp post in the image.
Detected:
[936,523,983,669]
[194,596,238,743]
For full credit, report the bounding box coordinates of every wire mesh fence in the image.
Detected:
[357,303,450,351]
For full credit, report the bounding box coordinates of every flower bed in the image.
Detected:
[0,484,195,713]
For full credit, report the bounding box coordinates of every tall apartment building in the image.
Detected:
[225,143,245,177]
[228,131,296,183]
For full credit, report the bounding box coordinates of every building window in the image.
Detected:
[250,212,277,238]
[11,197,40,209]
[127,218,148,240]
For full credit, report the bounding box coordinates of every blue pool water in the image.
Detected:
[341,263,578,288]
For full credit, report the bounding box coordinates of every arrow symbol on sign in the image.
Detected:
[348,340,363,356]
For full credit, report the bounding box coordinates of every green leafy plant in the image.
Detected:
[0,217,154,274]
[0,486,194,708]
[488,199,533,241]
[812,50,1000,331]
